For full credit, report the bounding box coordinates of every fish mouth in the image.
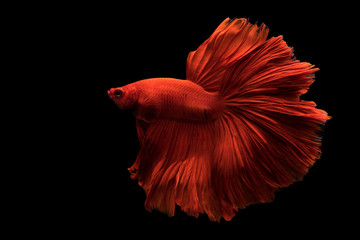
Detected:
[107,90,113,99]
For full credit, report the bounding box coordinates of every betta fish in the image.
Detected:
[108,18,330,222]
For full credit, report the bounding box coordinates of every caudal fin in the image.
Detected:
[187,18,330,216]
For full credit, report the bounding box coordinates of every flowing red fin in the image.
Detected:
[130,119,223,221]
[131,100,328,221]
[220,36,318,100]
[135,120,149,146]
[186,18,269,92]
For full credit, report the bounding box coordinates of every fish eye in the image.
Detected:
[114,90,122,98]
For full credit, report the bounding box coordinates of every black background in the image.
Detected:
[32,3,351,237]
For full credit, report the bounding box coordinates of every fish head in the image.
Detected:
[108,84,139,110]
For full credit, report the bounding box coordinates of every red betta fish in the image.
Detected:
[108,18,330,222]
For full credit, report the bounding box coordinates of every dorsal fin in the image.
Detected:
[186,18,269,92]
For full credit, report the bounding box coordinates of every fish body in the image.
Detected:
[108,78,224,122]
[108,18,329,222]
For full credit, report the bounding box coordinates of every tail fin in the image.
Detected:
[186,18,329,212]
